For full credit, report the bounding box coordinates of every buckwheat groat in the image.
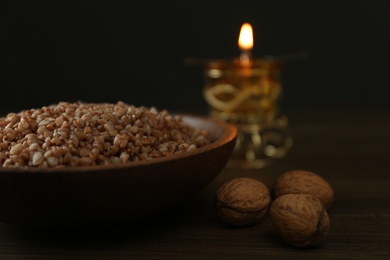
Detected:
[0,101,211,168]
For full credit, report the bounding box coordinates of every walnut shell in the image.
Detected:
[272,170,334,209]
[269,193,330,247]
[215,178,271,226]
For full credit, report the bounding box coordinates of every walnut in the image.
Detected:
[215,178,271,226]
[269,193,330,247]
[272,170,334,209]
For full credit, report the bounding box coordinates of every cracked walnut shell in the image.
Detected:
[272,170,334,209]
[215,178,271,226]
[269,193,330,247]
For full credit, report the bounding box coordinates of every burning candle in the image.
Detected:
[201,22,293,169]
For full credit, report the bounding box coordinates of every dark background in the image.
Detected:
[1,0,389,114]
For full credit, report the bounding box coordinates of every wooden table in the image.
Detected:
[0,110,389,259]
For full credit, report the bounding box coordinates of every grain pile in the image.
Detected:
[0,101,211,168]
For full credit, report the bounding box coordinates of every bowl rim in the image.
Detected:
[0,114,237,173]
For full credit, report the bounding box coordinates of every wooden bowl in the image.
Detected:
[0,115,237,228]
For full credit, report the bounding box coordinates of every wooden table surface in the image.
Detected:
[0,110,389,259]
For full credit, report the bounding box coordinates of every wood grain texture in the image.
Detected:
[0,110,389,259]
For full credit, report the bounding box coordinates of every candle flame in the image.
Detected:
[238,23,253,51]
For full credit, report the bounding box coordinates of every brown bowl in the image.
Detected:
[0,115,237,228]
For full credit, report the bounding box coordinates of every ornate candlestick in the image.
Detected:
[202,23,293,168]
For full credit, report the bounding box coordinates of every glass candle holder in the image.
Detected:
[202,57,293,168]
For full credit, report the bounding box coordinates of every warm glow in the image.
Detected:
[238,23,253,51]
